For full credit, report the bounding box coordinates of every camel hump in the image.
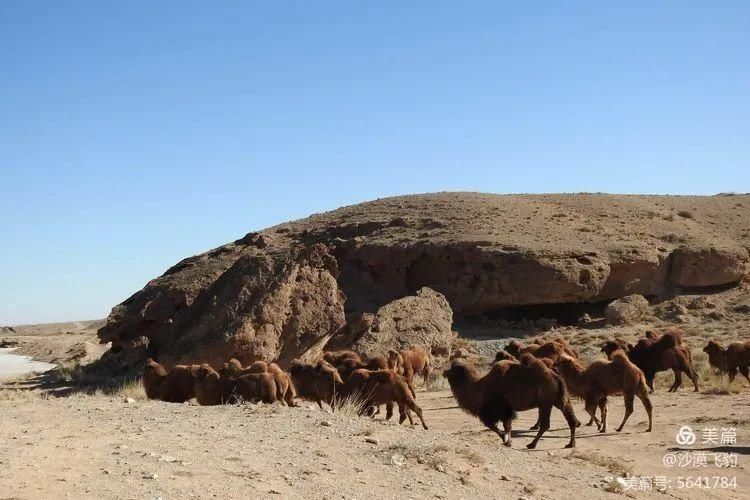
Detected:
[610,351,630,365]
[656,334,679,349]
[519,353,547,374]
[519,353,537,364]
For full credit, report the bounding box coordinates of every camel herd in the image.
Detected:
[142,347,432,430]
[141,328,749,450]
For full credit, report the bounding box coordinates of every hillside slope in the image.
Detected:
[98,193,750,366]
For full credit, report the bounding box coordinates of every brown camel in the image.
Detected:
[142,358,198,403]
[443,356,578,449]
[555,353,653,433]
[703,340,750,384]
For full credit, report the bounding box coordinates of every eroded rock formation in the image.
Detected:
[605,294,651,325]
[99,193,750,367]
[100,244,346,368]
[352,287,456,362]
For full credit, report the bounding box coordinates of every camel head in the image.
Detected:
[504,340,523,358]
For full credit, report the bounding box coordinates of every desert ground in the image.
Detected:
[1,286,748,499]
[0,383,746,499]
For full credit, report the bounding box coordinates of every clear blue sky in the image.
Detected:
[1,1,748,325]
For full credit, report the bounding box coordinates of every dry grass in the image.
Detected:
[0,372,52,402]
[49,359,146,395]
[425,370,449,392]
[0,372,37,385]
[0,388,50,402]
[331,390,371,418]
[451,337,474,352]
[53,361,113,386]
[1,368,147,402]
[107,378,147,400]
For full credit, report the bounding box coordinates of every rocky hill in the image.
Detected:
[98,192,750,367]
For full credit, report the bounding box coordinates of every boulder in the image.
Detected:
[0,338,18,348]
[605,294,651,325]
[100,243,346,368]
[451,347,472,359]
[669,247,748,288]
[704,310,726,321]
[324,312,375,352]
[353,287,456,364]
[686,296,716,310]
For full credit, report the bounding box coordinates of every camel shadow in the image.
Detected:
[2,357,140,398]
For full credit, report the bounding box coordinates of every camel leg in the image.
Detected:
[646,372,655,393]
[422,366,431,386]
[385,401,394,421]
[263,388,277,404]
[728,367,738,384]
[285,390,296,407]
[599,399,608,433]
[584,398,601,430]
[584,405,600,427]
[679,350,699,392]
[669,369,682,392]
[637,388,653,432]
[616,393,635,432]
[502,418,513,447]
[406,406,416,426]
[408,401,428,430]
[487,423,505,442]
[676,351,699,392]
[527,405,551,449]
[686,367,700,392]
[530,416,540,430]
[558,401,578,448]
[397,403,415,426]
[739,365,750,384]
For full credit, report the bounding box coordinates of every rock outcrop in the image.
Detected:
[100,244,346,368]
[669,247,748,288]
[605,294,651,325]
[98,193,750,367]
[352,287,455,363]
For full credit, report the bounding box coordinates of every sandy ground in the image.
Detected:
[422,388,749,499]
[0,319,107,366]
[1,288,749,499]
[0,381,747,499]
[0,348,56,377]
